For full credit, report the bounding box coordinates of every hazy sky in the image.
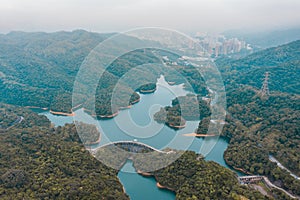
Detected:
[0,0,299,34]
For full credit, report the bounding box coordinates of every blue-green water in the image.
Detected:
[118,160,175,200]
[35,75,238,200]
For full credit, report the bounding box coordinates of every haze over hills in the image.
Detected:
[223,27,300,49]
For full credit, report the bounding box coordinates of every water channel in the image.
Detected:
[34,75,239,200]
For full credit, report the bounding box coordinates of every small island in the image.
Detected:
[137,83,157,94]
[154,95,211,130]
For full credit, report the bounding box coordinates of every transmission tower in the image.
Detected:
[260,72,270,96]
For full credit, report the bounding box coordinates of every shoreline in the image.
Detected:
[154,176,175,192]
[27,103,83,114]
[232,166,251,175]
[50,110,75,116]
[137,170,152,177]
[84,132,101,145]
[99,111,119,119]
[224,157,251,175]
[167,122,186,129]
[137,170,176,192]
[183,133,217,137]
[83,108,97,118]
[25,106,48,110]
[131,97,141,105]
[139,88,156,94]
[83,96,141,119]
[167,81,176,85]
[83,108,119,119]
[48,96,140,119]
[156,182,175,192]
[119,105,132,110]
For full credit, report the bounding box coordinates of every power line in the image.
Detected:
[260,72,270,96]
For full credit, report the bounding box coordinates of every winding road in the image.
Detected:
[5,116,24,130]
[239,175,299,199]
[269,155,300,180]
[262,176,299,199]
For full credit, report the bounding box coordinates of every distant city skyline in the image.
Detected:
[0,0,300,34]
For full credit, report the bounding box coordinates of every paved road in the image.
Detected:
[262,176,299,199]
[6,116,24,130]
[269,155,300,180]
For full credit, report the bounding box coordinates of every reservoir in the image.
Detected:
[35,75,236,200]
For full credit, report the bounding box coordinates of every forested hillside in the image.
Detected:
[0,103,128,199]
[136,151,269,200]
[213,40,300,197]
[222,86,300,196]
[217,40,300,94]
[0,30,108,112]
[0,31,160,116]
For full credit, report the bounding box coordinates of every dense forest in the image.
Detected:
[135,151,270,200]
[154,95,211,128]
[95,146,271,199]
[215,41,300,197]
[0,31,161,116]
[222,86,300,196]
[216,40,300,94]
[0,30,110,113]
[0,103,128,199]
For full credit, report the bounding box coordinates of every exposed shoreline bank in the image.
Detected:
[137,170,176,193]
[130,97,141,105]
[83,97,141,119]
[183,133,217,137]
[99,111,119,119]
[224,157,251,175]
[168,123,186,129]
[49,110,75,116]
[48,104,83,117]
[139,88,157,94]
